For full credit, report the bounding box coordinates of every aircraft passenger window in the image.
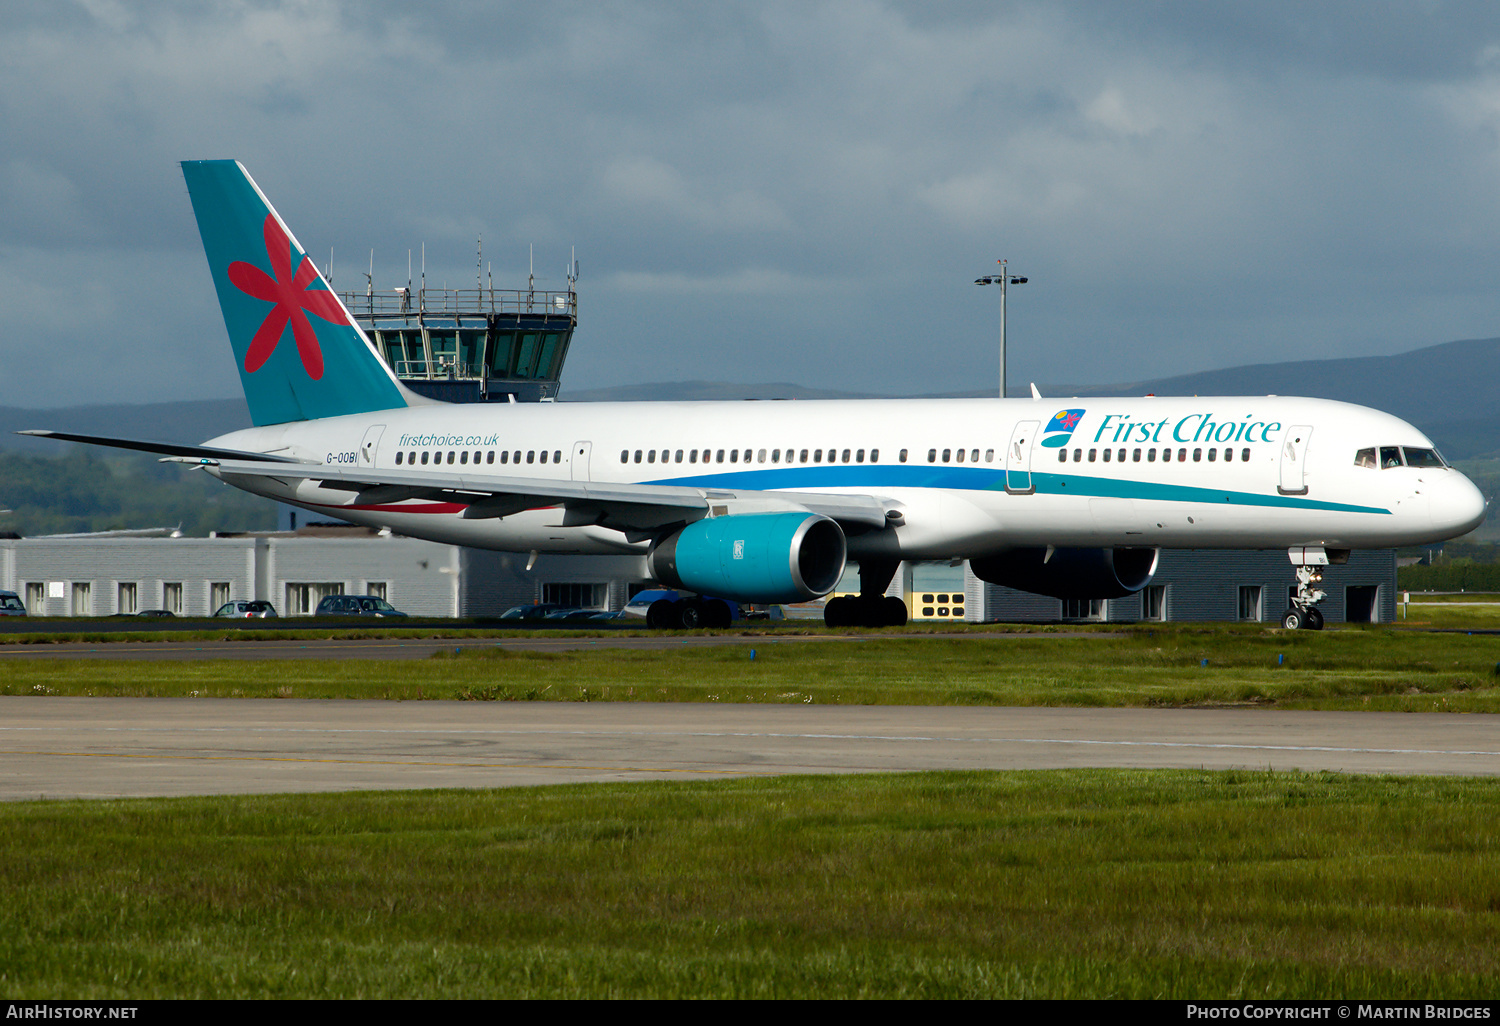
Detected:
[730,450,738,463]
[621,450,628,463]
[1088,449,1096,462]
[716,449,725,463]
[1059,449,1067,462]
[1354,448,1376,468]
[956,448,965,463]
[554,451,561,463]
[1193,449,1202,462]
[647,450,655,463]
[514,451,521,464]
[501,451,509,464]
[1072,449,1081,462]
[448,452,456,464]
[813,449,823,463]
[1404,447,1444,468]
[870,449,879,462]
[1240,448,1250,462]
[985,449,995,462]
[460,451,468,465]
[971,449,979,463]
[942,449,951,463]
[856,449,865,463]
[758,449,767,463]
[899,449,908,463]
[421,452,429,465]
[801,449,809,463]
[1381,447,1404,468]
[1223,448,1232,462]
[770,450,779,463]
[1117,449,1125,462]
[395,452,403,466]
[842,449,851,463]
[675,450,683,463]
[527,451,535,464]
[634,450,642,463]
[487,451,494,464]
[1178,448,1187,462]
[1147,448,1155,462]
[540,451,548,464]
[1103,449,1111,462]
[1207,448,1216,462]
[1133,449,1141,462]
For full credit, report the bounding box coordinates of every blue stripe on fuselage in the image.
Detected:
[645,464,1390,515]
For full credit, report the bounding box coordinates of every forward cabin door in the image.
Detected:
[359,425,385,466]
[1006,420,1040,494]
[571,440,592,482]
[1278,425,1312,495]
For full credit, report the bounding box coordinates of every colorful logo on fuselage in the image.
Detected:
[1041,408,1085,447]
[227,214,344,380]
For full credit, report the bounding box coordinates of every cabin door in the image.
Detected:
[1006,420,1039,494]
[571,440,592,482]
[1278,425,1311,495]
[359,425,385,466]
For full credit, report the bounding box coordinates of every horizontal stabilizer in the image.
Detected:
[16,430,312,464]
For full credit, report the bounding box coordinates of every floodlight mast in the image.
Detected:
[974,260,1028,398]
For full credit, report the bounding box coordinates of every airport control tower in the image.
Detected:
[336,265,576,403]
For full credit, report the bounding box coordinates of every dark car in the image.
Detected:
[214,600,278,618]
[315,594,408,618]
[0,591,26,616]
[498,603,568,620]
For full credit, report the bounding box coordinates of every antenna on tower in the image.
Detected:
[365,249,373,300]
[477,234,483,292]
[528,243,535,294]
[327,246,333,287]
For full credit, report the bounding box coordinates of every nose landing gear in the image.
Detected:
[1281,547,1343,630]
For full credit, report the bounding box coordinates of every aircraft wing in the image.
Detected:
[190,457,897,533]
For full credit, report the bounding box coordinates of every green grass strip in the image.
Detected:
[1,770,1497,998]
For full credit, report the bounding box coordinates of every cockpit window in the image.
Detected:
[1354,448,1376,469]
[1380,446,1403,469]
[1402,447,1445,469]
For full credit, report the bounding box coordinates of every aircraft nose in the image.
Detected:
[1432,471,1487,538]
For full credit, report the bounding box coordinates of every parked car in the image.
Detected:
[314,595,408,618]
[498,603,568,620]
[0,590,26,616]
[135,609,176,618]
[213,600,278,618]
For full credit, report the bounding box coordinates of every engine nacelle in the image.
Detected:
[648,512,847,604]
[969,547,1159,600]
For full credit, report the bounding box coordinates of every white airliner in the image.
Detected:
[23,161,1488,629]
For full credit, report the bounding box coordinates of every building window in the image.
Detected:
[287,582,343,616]
[25,583,44,613]
[1144,585,1166,621]
[163,582,183,615]
[1238,585,1262,622]
[117,582,138,615]
[211,582,231,609]
[366,581,387,601]
[543,582,607,608]
[72,582,92,617]
[1061,598,1106,620]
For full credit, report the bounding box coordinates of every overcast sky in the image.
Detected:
[7,0,1500,407]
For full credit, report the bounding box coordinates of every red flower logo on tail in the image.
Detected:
[227,214,344,380]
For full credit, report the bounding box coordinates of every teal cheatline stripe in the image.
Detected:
[651,464,1390,515]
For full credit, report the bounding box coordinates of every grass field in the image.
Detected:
[5,624,1500,710]
[1,770,1496,999]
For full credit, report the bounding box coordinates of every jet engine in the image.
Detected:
[648,512,847,604]
[969,547,1159,600]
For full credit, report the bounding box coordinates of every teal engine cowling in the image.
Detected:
[648,512,847,604]
[969,547,1159,600]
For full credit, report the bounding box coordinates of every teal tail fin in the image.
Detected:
[181,160,411,426]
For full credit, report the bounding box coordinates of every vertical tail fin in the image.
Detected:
[181,160,412,425]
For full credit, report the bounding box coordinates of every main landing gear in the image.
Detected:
[1280,561,1327,631]
[646,597,733,630]
[823,559,910,628]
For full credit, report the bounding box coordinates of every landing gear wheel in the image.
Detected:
[1281,608,1304,631]
[1304,607,1324,631]
[704,599,732,628]
[823,596,855,628]
[881,596,909,627]
[677,601,705,630]
[646,599,677,630]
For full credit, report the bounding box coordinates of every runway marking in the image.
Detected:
[4,750,763,776]
[2,727,1496,759]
